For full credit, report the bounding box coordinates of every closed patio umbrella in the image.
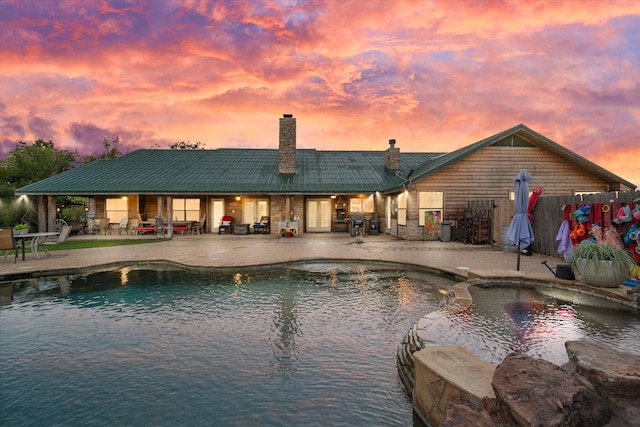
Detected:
[507,169,534,271]
[527,186,544,224]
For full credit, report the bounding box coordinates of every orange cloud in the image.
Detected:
[1,0,638,188]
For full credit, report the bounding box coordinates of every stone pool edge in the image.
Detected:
[396,269,639,427]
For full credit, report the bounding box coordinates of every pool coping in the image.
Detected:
[399,268,638,426]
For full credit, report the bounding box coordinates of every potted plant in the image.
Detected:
[570,241,635,287]
[13,223,29,236]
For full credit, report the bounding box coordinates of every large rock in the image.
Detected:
[565,340,640,399]
[492,353,612,426]
[565,340,640,427]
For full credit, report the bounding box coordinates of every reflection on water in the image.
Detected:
[0,263,453,427]
[419,286,640,365]
[2,266,638,426]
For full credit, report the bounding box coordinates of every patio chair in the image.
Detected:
[94,218,111,235]
[86,218,98,234]
[38,225,71,257]
[191,215,205,235]
[218,215,232,234]
[112,218,128,234]
[253,216,270,234]
[0,228,18,263]
[55,218,68,232]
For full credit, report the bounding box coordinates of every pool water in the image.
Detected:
[0,263,455,427]
[416,285,640,366]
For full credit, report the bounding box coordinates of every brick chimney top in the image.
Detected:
[279,114,296,174]
[385,139,400,174]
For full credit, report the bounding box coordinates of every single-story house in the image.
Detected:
[16,114,636,240]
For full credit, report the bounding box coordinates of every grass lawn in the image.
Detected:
[16,238,164,254]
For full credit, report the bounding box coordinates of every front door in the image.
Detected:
[306,199,331,232]
[209,199,225,233]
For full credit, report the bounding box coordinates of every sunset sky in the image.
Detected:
[1,0,639,188]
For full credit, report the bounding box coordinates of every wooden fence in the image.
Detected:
[473,191,640,258]
[529,191,640,257]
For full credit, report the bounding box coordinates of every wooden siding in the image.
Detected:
[402,144,618,242]
[413,145,609,218]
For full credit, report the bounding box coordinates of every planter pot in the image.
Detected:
[574,258,628,288]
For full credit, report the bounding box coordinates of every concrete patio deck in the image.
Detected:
[1,232,560,280]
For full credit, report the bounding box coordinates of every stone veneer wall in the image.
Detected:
[413,345,496,426]
[268,195,304,235]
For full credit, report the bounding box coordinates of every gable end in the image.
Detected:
[491,135,535,147]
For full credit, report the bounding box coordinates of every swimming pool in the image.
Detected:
[3,263,638,426]
[0,262,455,427]
[413,285,640,366]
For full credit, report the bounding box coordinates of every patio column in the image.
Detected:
[38,195,46,232]
[156,196,163,219]
[47,195,56,232]
[166,196,173,239]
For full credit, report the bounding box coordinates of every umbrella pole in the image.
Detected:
[516,240,521,271]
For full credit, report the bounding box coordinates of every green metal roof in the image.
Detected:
[16,124,635,196]
[15,148,441,196]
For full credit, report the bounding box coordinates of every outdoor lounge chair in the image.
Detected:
[38,225,71,257]
[253,216,270,234]
[0,228,18,263]
[218,215,232,234]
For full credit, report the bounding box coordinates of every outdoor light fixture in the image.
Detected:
[235,196,241,201]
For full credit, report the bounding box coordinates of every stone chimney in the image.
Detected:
[385,139,400,173]
[279,114,296,174]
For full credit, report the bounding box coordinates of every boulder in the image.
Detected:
[492,353,612,426]
[565,340,640,427]
[565,340,640,399]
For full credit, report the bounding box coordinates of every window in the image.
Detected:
[243,199,269,224]
[397,192,407,226]
[509,190,533,201]
[173,198,200,221]
[106,198,128,222]
[418,192,443,226]
[349,196,374,213]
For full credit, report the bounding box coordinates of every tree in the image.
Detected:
[84,135,126,163]
[2,139,77,189]
[170,140,206,149]
[0,139,77,227]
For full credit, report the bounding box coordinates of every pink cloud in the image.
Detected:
[0,0,638,187]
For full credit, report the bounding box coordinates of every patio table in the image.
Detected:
[13,232,59,260]
[277,223,298,237]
